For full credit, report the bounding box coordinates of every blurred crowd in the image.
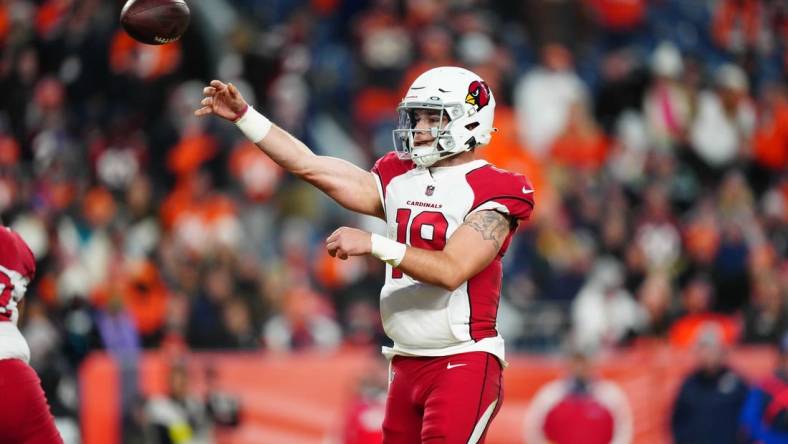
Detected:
[0,0,786,440]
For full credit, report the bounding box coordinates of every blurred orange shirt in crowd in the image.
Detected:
[83,187,117,228]
[228,141,283,202]
[712,0,762,51]
[122,261,169,336]
[314,249,364,290]
[167,133,218,178]
[584,0,646,30]
[550,127,609,171]
[160,174,236,235]
[753,99,788,170]
[35,0,69,38]
[354,88,400,128]
[160,188,236,233]
[92,261,169,336]
[110,31,182,80]
[0,136,19,166]
[668,314,740,348]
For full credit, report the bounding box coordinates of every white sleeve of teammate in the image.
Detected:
[524,380,567,444]
[595,381,633,444]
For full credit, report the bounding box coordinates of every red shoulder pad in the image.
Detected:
[465,164,535,222]
[370,152,415,199]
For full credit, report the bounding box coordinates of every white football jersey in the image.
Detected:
[0,227,35,363]
[371,152,534,364]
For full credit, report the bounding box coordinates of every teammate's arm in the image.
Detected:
[326,210,512,291]
[195,80,383,218]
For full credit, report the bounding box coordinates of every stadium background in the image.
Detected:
[0,0,785,443]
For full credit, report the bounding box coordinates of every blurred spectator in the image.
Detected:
[161,170,241,257]
[532,202,593,301]
[643,42,691,151]
[742,274,787,344]
[186,266,236,350]
[584,0,646,34]
[572,258,644,351]
[549,101,609,171]
[99,259,169,348]
[227,140,283,203]
[681,197,722,283]
[399,25,455,95]
[144,360,210,444]
[668,274,739,348]
[353,0,413,88]
[94,288,143,439]
[109,30,182,82]
[689,63,756,177]
[514,43,589,156]
[671,328,749,444]
[634,272,675,339]
[711,0,772,60]
[263,286,342,351]
[594,48,648,135]
[523,0,593,50]
[222,297,259,349]
[57,186,118,298]
[740,333,788,444]
[122,174,161,260]
[751,82,788,181]
[634,182,681,271]
[203,365,240,429]
[341,358,387,444]
[524,346,633,444]
[712,171,754,312]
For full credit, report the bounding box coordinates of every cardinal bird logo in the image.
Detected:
[465,80,491,111]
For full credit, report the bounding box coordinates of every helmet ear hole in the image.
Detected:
[465,122,480,131]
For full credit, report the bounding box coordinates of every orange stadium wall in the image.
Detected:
[80,346,779,444]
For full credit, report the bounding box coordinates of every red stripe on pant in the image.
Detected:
[0,358,63,444]
[383,352,503,444]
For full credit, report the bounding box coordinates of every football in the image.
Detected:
[120,0,190,45]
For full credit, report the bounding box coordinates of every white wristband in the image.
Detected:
[234,106,272,143]
[370,233,407,267]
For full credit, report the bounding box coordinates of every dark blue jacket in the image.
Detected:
[672,367,749,444]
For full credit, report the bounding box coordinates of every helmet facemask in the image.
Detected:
[392,102,467,168]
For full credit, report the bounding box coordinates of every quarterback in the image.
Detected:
[196,67,534,443]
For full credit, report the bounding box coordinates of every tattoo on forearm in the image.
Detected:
[463,210,511,251]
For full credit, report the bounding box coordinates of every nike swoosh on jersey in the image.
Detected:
[522,187,534,194]
[446,363,467,369]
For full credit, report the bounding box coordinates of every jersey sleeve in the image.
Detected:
[465,165,535,222]
[370,152,415,214]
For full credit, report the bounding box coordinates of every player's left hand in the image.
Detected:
[326,227,371,260]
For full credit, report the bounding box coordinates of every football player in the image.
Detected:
[0,226,63,443]
[196,66,534,443]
